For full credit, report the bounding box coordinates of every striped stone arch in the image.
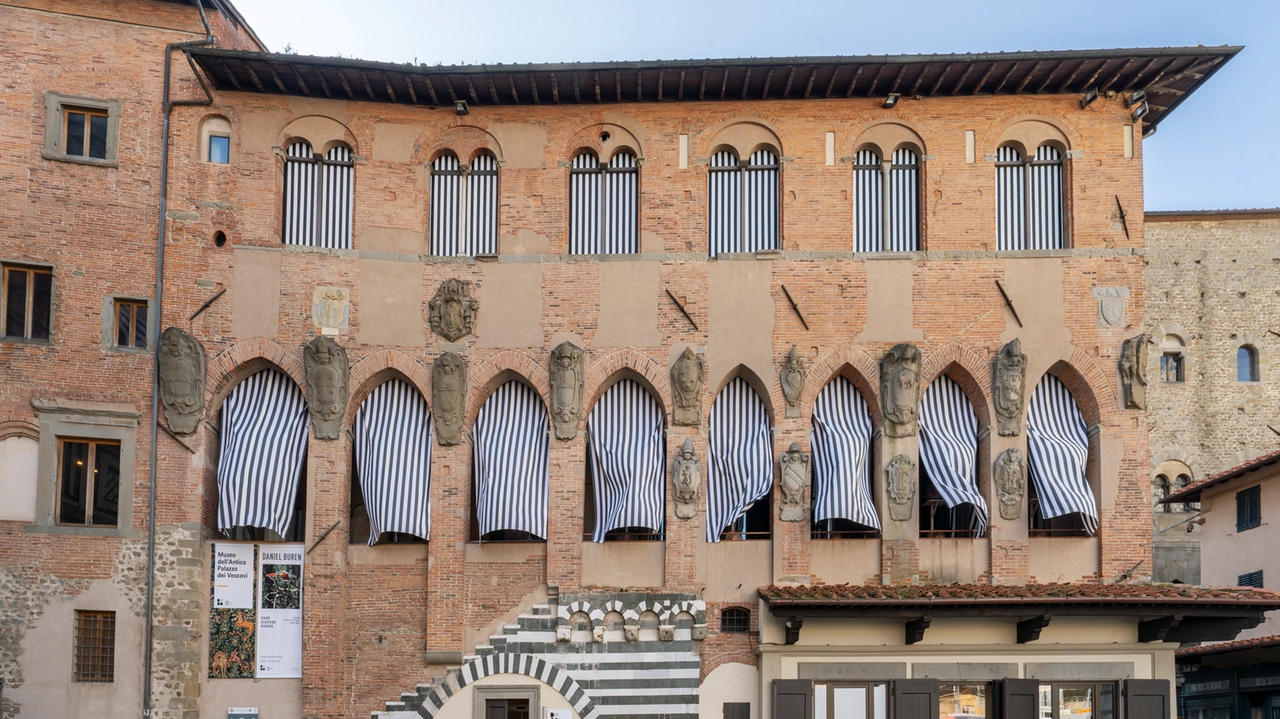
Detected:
[418,652,599,719]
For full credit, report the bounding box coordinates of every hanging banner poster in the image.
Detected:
[209,543,257,678]
[256,544,304,678]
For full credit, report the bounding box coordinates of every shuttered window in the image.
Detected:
[707,378,773,542]
[586,379,665,542]
[811,377,879,535]
[1026,374,1097,535]
[282,141,354,249]
[709,149,779,256]
[996,144,1065,250]
[569,151,638,255]
[430,153,499,256]
[918,376,987,536]
[854,149,920,252]
[353,379,432,545]
[216,369,310,540]
[1237,484,1262,532]
[473,381,549,541]
[1238,570,1264,588]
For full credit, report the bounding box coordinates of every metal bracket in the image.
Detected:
[995,280,1023,328]
[780,284,810,330]
[905,616,932,645]
[666,289,699,331]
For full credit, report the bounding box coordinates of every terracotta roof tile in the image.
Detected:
[760,582,1280,604]
[1177,634,1280,657]
[1164,448,1280,504]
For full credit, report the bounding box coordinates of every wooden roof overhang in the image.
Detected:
[186,46,1241,133]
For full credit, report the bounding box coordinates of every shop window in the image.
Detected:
[1237,485,1261,532]
[73,610,116,683]
[721,607,751,634]
[113,299,148,349]
[44,92,121,166]
[57,438,121,527]
[814,682,889,719]
[2,263,53,342]
[940,682,990,719]
[1037,682,1116,719]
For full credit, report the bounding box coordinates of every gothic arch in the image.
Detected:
[345,349,433,427]
[583,349,670,422]
[466,350,550,427]
[921,342,992,427]
[709,363,777,425]
[206,339,306,415]
[807,344,880,424]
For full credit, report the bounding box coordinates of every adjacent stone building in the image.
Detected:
[2,2,1275,719]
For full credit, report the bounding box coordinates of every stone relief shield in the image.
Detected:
[672,438,702,520]
[1120,333,1148,410]
[428,278,478,343]
[158,327,205,435]
[880,343,921,438]
[550,342,585,440]
[432,352,467,446]
[780,346,806,419]
[886,454,917,521]
[995,447,1027,520]
[671,347,705,427]
[994,338,1028,436]
[778,442,810,522]
[303,336,349,440]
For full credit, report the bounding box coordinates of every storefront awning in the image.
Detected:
[1177,635,1280,669]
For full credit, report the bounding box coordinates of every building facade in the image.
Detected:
[2,3,1275,719]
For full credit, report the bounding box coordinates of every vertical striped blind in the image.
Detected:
[1026,374,1098,534]
[430,153,499,256]
[854,149,919,252]
[569,151,638,255]
[473,381,549,540]
[708,149,779,256]
[353,379,433,545]
[587,379,665,542]
[918,375,987,534]
[706,378,773,542]
[996,144,1064,250]
[811,377,879,530]
[282,141,354,249]
[216,369,310,537]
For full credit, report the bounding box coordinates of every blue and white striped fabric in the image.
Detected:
[853,149,883,252]
[354,379,433,545]
[217,369,310,537]
[708,150,779,256]
[743,149,779,253]
[811,377,879,529]
[1026,374,1098,534]
[706,378,774,542]
[473,381,549,539]
[997,144,1064,251]
[918,375,987,534]
[1028,145,1064,250]
[569,151,638,255]
[587,380,665,542]
[431,153,500,256]
[319,145,354,249]
[282,141,353,249]
[282,141,316,246]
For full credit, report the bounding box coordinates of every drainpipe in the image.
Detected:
[144,3,215,716]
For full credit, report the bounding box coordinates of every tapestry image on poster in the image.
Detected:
[257,544,304,678]
[209,543,256,678]
[260,564,301,609]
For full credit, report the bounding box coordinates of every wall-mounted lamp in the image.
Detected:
[1143,124,1157,139]
[454,100,468,116]
[1080,88,1098,109]
[883,93,900,109]
[1131,101,1149,122]
[1126,88,1147,108]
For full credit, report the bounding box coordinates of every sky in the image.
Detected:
[232,0,1279,211]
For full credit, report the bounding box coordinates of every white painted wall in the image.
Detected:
[700,662,759,719]
[1200,475,1280,639]
[0,436,38,522]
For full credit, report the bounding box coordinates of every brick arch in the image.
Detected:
[806,344,880,424]
[979,111,1083,157]
[276,114,361,156]
[345,349,433,426]
[0,416,39,441]
[1037,347,1115,428]
[413,122,505,166]
[921,341,992,427]
[411,653,598,719]
[582,349,670,425]
[465,350,550,427]
[708,363,778,426]
[206,339,306,413]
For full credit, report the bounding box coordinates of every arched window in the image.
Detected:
[707,377,772,541]
[569,150,638,254]
[351,379,431,545]
[472,380,548,542]
[1161,335,1186,383]
[1153,474,1171,512]
[217,369,309,542]
[708,149,779,256]
[282,141,353,249]
[584,379,665,542]
[811,376,878,538]
[1026,374,1097,536]
[1178,474,1199,512]
[854,148,919,252]
[720,606,751,634]
[996,144,1064,251]
[429,153,499,256]
[918,375,986,537]
[1238,345,1260,382]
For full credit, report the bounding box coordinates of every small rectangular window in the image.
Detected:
[64,108,110,160]
[724,703,751,719]
[1237,485,1262,532]
[58,439,121,527]
[209,135,230,163]
[940,683,990,719]
[1238,570,1264,588]
[1160,353,1185,383]
[114,299,148,349]
[74,610,116,682]
[2,264,53,341]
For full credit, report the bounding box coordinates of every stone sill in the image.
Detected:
[41,150,119,169]
[25,523,141,538]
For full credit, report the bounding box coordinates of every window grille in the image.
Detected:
[569,151,638,254]
[996,144,1065,250]
[1237,485,1261,532]
[74,610,116,682]
[721,607,751,634]
[2,264,53,341]
[282,141,354,249]
[708,149,779,256]
[854,148,920,252]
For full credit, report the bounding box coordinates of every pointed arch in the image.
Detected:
[206,339,306,420]
[811,374,879,535]
[918,374,988,536]
[1027,371,1098,535]
[807,344,880,426]
[920,342,991,428]
[466,350,550,428]
[585,378,666,542]
[352,378,432,545]
[473,379,550,540]
[706,376,773,542]
[346,349,431,427]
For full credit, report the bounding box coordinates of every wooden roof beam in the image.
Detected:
[265,63,289,93]
[215,58,243,91]
[844,65,863,97]
[243,63,267,92]
[992,61,1020,94]
[1014,60,1045,93]
[950,63,975,95]
[782,66,797,98]
[290,66,312,96]
[928,62,953,95]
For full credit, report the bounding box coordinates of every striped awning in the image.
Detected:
[1027,374,1098,534]
[353,379,432,544]
[706,378,774,542]
[811,377,879,530]
[918,375,988,533]
[473,381,549,540]
[216,369,309,537]
[587,379,666,542]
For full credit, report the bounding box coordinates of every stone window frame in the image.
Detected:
[200,115,233,164]
[1233,334,1262,384]
[1,259,56,344]
[102,296,156,353]
[27,399,140,538]
[1154,327,1189,385]
[43,92,123,168]
[472,683,540,719]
